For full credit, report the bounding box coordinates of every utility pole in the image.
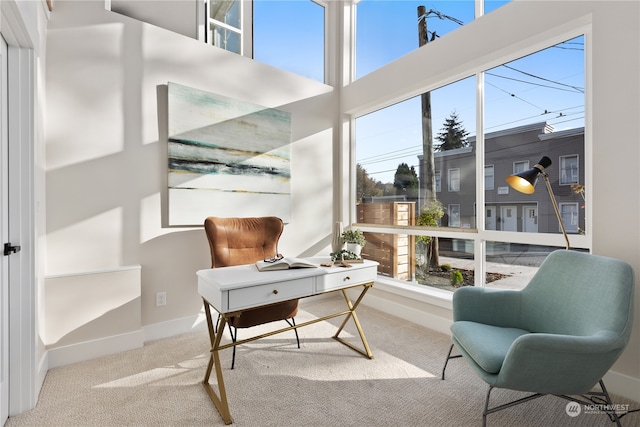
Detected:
[418,5,436,207]
[418,5,439,267]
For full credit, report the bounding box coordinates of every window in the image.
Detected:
[354,1,512,79]
[485,165,494,190]
[207,0,242,54]
[448,204,461,227]
[484,0,512,14]
[513,161,529,174]
[354,27,586,291]
[485,35,585,238]
[560,203,579,233]
[254,1,325,82]
[448,168,460,192]
[560,155,579,185]
[355,1,474,79]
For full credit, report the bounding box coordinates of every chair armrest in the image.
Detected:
[509,330,624,355]
[497,331,626,394]
[452,287,523,327]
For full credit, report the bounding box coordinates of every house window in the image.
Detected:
[560,203,579,233]
[485,165,494,190]
[448,204,461,227]
[448,168,461,192]
[560,155,579,185]
[513,161,529,174]
[435,170,441,192]
[208,0,242,54]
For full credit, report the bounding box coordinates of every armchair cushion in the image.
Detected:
[451,322,529,374]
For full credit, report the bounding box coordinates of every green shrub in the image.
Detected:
[450,270,464,287]
[416,201,445,245]
[440,263,452,272]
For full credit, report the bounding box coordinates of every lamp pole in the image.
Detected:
[541,171,570,250]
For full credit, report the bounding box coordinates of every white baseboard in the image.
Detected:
[362,292,452,335]
[140,297,333,343]
[36,350,48,402]
[603,370,640,403]
[47,330,144,369]
[142,312,208,343]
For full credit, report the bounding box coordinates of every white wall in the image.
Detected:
[110,0,199,39]
[45,0,336,339]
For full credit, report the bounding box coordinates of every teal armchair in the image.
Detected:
[442,250,634,426]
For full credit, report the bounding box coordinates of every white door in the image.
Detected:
[0,35,9,425]
[523,206,538,233]
[485,206,496,230]
[500,205,517,232]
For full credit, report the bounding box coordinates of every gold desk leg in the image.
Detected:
[202,298,233,425]
[332,283,374,359]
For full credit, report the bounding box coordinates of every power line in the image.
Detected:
[361,107,585,178]
[497,64,584,93]
[360,104,583,168]
[485,81,547,111]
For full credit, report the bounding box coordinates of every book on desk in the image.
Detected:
[255,257,318,272]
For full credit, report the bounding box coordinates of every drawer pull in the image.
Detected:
[272,289,279,295]
[343,276,351,281]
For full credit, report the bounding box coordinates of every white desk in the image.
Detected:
[197,258,378,424]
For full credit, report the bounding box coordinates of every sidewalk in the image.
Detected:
[439,256,538,290]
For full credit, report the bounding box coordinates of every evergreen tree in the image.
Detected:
[393,163,419,199]
[435,110,469,151]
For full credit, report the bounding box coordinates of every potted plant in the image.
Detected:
[341,228,366,257]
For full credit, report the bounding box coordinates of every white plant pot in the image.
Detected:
[346,243,362,257]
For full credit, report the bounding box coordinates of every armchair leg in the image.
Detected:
[480,382,624,427]
[482,385,493,427]
[285,318,301,349]
[215,313,221,333]
[482,385,544,425]
[228,324,238,370]
[441,343,462,380]
[228,317,300,370]
[557,380,622,427]
[596,379,622,427]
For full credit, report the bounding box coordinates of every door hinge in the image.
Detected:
[3,243,20,256]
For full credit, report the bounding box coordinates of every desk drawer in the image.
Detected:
[317,267,375,292]
[227,277,314,311]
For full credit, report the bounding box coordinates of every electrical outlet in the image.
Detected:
[156,292,167,307]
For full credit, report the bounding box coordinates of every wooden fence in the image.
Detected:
[357,202,415,281]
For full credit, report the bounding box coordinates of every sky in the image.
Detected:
[253,1,585,184]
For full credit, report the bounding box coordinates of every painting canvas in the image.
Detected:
[167,82,292,225]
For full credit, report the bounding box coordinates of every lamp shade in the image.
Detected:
[506,156,552,194]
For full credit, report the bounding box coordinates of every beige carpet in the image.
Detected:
[6,296,638,427]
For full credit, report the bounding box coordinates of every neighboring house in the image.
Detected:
[419,122,585,234]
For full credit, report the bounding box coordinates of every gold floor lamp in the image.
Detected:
[506,156,570,250]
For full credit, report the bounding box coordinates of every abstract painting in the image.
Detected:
[167,82,292,225]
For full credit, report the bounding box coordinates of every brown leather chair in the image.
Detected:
[204,216,300,369]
